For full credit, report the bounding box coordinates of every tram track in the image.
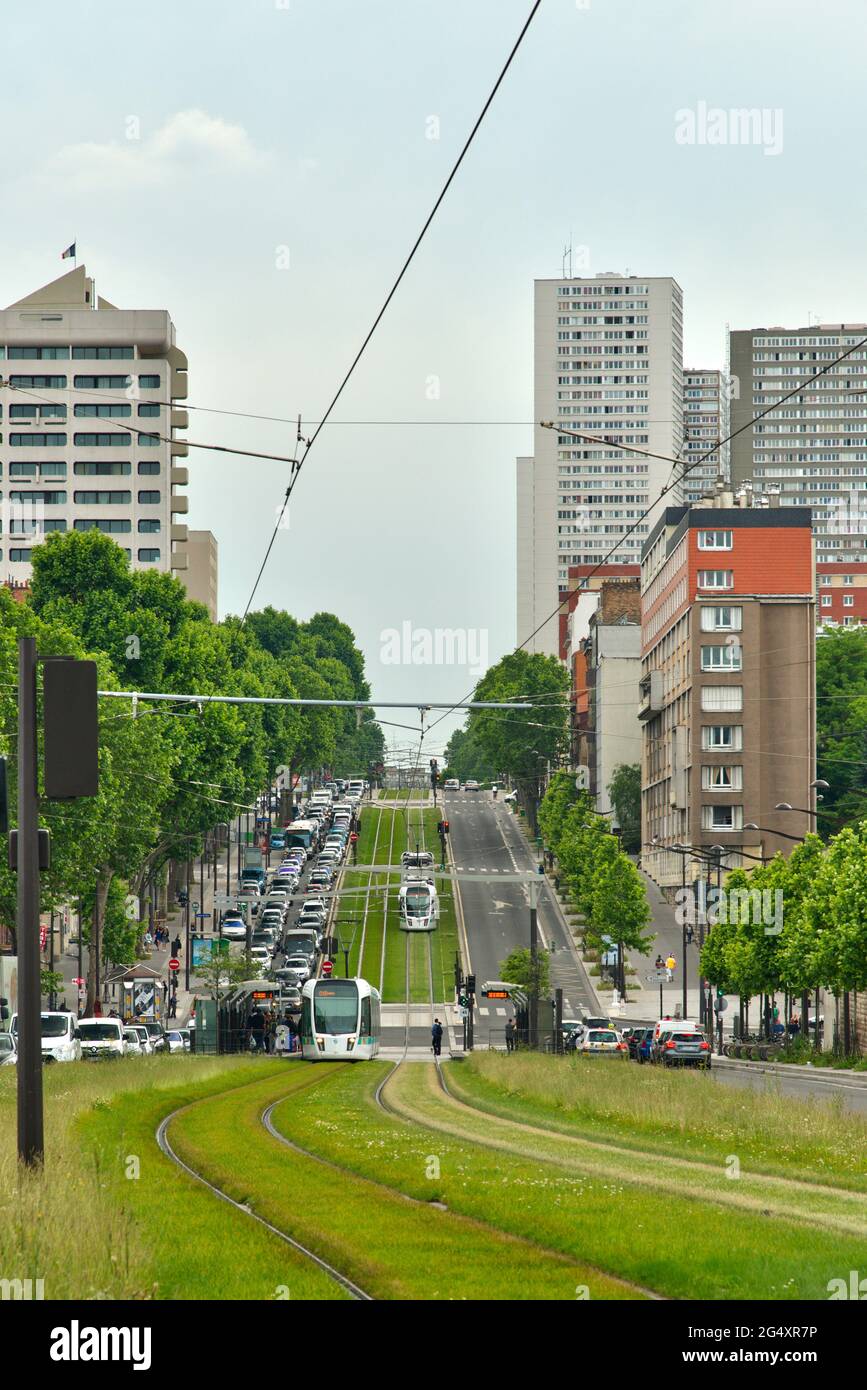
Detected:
[155,1071,374,1302]
[351,802,383,977]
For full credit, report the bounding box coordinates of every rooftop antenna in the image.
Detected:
[562,240,572,279]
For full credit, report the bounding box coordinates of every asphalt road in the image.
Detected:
[443,789,597,1047]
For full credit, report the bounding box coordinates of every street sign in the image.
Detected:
[714,997,729,1013]
[168,957,180,972]
[646,971,668,982]
[40,926,48,950]
[322,960,334,977]
[195,912,212,919]
[72,976,85,987]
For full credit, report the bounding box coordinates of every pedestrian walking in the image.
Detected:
[505,1018,516,1054]
[247,1007,265,1053]
[431,1018,443,1057]
[685,924,694,946]
[172,935,182,957]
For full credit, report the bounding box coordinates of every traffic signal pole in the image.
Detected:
[529,878,539,1049]
[17,637,44,1167]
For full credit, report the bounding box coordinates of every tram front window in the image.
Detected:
[313,981,359,1034]
[406,891,430,916]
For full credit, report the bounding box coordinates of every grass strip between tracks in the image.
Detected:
[279,1060,867,1300]
[76,1058,347,1300]
[169,1063,627,1300]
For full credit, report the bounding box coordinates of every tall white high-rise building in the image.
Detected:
[0,265,188,579]
[517,273,683,655]
[682,368,726,503]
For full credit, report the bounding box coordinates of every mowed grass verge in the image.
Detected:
[0,1055,338,1299]
[274,1059,867,1300]
[453,1051,867,1191]
[264,1063,640,1299]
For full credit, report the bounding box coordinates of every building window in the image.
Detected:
[73,375,132,389]
[701,804,744,831]
[843,574,854,585]
[821,594,832,607]
[819,575,832,586]
[701,644,742,672]
[71,346,134,360]
[137,432,160,447]
[138,519,160,533]
[137,404,160,417]
[9,490,66,505]
[38,462,67,478]
[701,765,743,791]
[9,433,67,447]
[137,461,160,475]
[9,463,37,477]
[10,404,67,420]
[9,375,67,389]
[73,519,132,534]
[74,461,131,476]
[701,686,743,712]
[137,548,160,562]
[7,346,69,360]
[138,375,160,388]
[700,605,742,632]
[73,490,132,505]
[702,726,742,751]
[844,594,854,607]
[73,432,131,447]
[698,570,733,589]
[697,529,733,550]
[9,548,32,562]
[74,404,132,418]
[138,490,160,504]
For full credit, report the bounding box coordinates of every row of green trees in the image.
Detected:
[538,772,652,989]
[700,826,867,1048]
[0,530,384,1007]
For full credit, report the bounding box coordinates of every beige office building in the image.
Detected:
[0,265,188,579]
[517,273,683,656]
[184,529,219,620]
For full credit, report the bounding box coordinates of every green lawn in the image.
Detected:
[273,1060,867,1300]
[0,1055,342,1300]
[169,1065,621,1300]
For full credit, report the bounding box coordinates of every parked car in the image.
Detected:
[76,1017,126,1060]
[122,1028,144,1056]
[653,1029,712,1069]
[627,1026,654,1063]
[128,1024,154,1055]
[281,954,312,984]
[221,917,248,941]
[0,1033,17,1066]
[9,1010,81,1063]
[141,1022,167,1053]
[579,1028,628,1057]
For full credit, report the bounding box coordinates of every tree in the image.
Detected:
[498,945,550,997]
[607,763,641,853]
[815,627,867,834]
[442,726,496,785]
[471,651,569,832]
[588,847,652,983]
[538,772,582,851]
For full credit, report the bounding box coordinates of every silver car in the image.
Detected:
[281,954,312,985]
[0,1033,17,1067]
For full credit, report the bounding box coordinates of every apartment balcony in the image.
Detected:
[170,466,188,486]
[171,440,189,457]
[170,368,188,400]
[171,524,188,543]
[171,494,188,514]
[638,669,664,721]
[171,409,189,430]
[170,550,188,571]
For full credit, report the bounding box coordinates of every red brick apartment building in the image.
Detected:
[639,499,816,890]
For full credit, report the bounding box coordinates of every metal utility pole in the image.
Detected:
[681,854,688,1020]
[49,910,56,1008]
[17,637,43,1167]
[529,878,539,1049]
[200,849,205,935]
[236,810,242,886]
[184,855,192,992]
[77,895,84,1018]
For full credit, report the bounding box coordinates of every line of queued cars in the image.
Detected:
[0,1011,190,1063]
[561,1013,712,1069]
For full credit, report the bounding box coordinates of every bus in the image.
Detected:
[284,819,318,853]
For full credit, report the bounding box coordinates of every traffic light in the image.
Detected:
[441,819,450,835]
[437,821,444,835]
[465,974,476,995]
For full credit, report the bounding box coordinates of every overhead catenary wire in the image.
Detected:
[240,0,542,621]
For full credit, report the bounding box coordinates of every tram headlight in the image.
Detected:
[346,1037,356,1051]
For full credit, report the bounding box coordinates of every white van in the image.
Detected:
[653,1017,701,1043]
[76,1017,125,1060]
[10,1010,81,1063]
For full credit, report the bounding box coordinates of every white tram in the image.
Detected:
[398,872,440,932]
[300,977,381,1061]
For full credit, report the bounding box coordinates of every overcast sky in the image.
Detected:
[2,0,865,755]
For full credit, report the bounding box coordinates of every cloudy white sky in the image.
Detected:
[2,0,865,754]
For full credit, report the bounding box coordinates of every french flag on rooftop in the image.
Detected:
[61,242,76,259]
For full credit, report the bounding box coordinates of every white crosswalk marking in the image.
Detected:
[496,1006,506,1016]
[478,1006,490,1016]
